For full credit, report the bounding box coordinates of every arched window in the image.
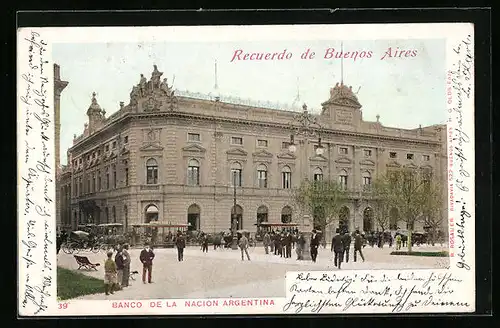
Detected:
[230,162,242,187]
[145,204,159,223]
[281,206,293,223]
[187,159,200,186]
[112,206,116,223]
[257,164,268,188]
[313,167,323,181]
[281,166,292,189]
[362,171,372,187]
[187,204,201,231]
[339,169,348,190]
[146,158,158,184]
[257,205,268,224]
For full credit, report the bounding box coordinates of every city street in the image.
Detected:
[57,244,449,300]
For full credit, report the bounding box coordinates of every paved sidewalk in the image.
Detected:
[57,244,448,300]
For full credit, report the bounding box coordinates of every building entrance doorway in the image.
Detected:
[145,204,159,223]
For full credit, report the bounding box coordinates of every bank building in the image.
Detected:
[55,64,448,240]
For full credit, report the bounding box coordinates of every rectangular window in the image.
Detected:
[106,172,110,189]
[423,154,430,161]
[112,141,117,149]
[92,174,96,192]
[187,166,200,186]
[339,147,348,155]
[231,169,242,187]
[339,176,348,189]
[93,152,96,159]
[282,172,292,189]
[113,169,117,189]
[258,170,267,188]
[407,153,414,160]
[257,139,268,147]
[389,152,397,158]
[314,173,323,181]
[363,176,372,185]
[231,137,243,145]
[147,166,158,184]
[105,145,109,152]
[188,133,201,142]
[98,149,101,156]
[79,177,83,196]
[124,136,128,144]
[125,168,129,186]
[97,171,101,191]
[364,149,372,157]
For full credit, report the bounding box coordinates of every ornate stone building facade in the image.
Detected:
[56,65,447,239]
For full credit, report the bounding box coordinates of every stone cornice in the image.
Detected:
[69,108,442,154]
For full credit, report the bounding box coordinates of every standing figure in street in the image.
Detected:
[332,229,344,269]
[139,243,155,283]
[354,231,365,262]
[239,233,251,261]
[201,234,209,253]
[122,244,131,287]
[395,233,402,250]
[263,232,271,254]
[269,232,275,253]
[296,233,305,260]
[175,231,186,261]
[285,232,292,258]
[342,230,352,263]
[115,246,124,290]
[104,251,118,295]
[310,229,320,263]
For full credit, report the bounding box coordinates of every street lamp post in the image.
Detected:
[288,103,325,261]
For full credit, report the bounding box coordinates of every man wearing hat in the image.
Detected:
[139,242,155,283]
[310,229,320,263]
[104,251,118,295]
[175,231,186,262]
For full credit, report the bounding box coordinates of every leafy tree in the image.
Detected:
[370,179,393,231]
[372,168,441,252]
[421,178,445,246]
[292,179,347,238]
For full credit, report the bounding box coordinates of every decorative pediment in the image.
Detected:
[359,159,375,166]
[252,149,273,159]
[404,163,418,169]
[277,152,296,160]
[386,160,402,168]
[182,144,206,154]
[226,148,248,156]
[139,143,164,151]
[335,156,352,164]
[309,154,328,162]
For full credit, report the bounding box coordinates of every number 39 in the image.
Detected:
[58,303,69,309]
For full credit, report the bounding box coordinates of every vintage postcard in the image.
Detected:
[17,23,475,316]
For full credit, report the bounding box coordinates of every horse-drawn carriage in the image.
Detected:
[60,223,125,254]
[131,222,191,248]
[254,222,300,241]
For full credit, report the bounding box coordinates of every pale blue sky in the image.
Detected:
[53,39,446,165]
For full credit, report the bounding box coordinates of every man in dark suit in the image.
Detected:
[175,231,186,262]
[310,229,320,262]
[331,229,344,269]
[342,230,352,263]
[354,231,365,262]
[139,243,155,283]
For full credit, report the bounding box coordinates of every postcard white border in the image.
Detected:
[17,23,475,316]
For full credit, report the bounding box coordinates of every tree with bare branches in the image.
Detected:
[292,179,348,238]
[372,168,442,252]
